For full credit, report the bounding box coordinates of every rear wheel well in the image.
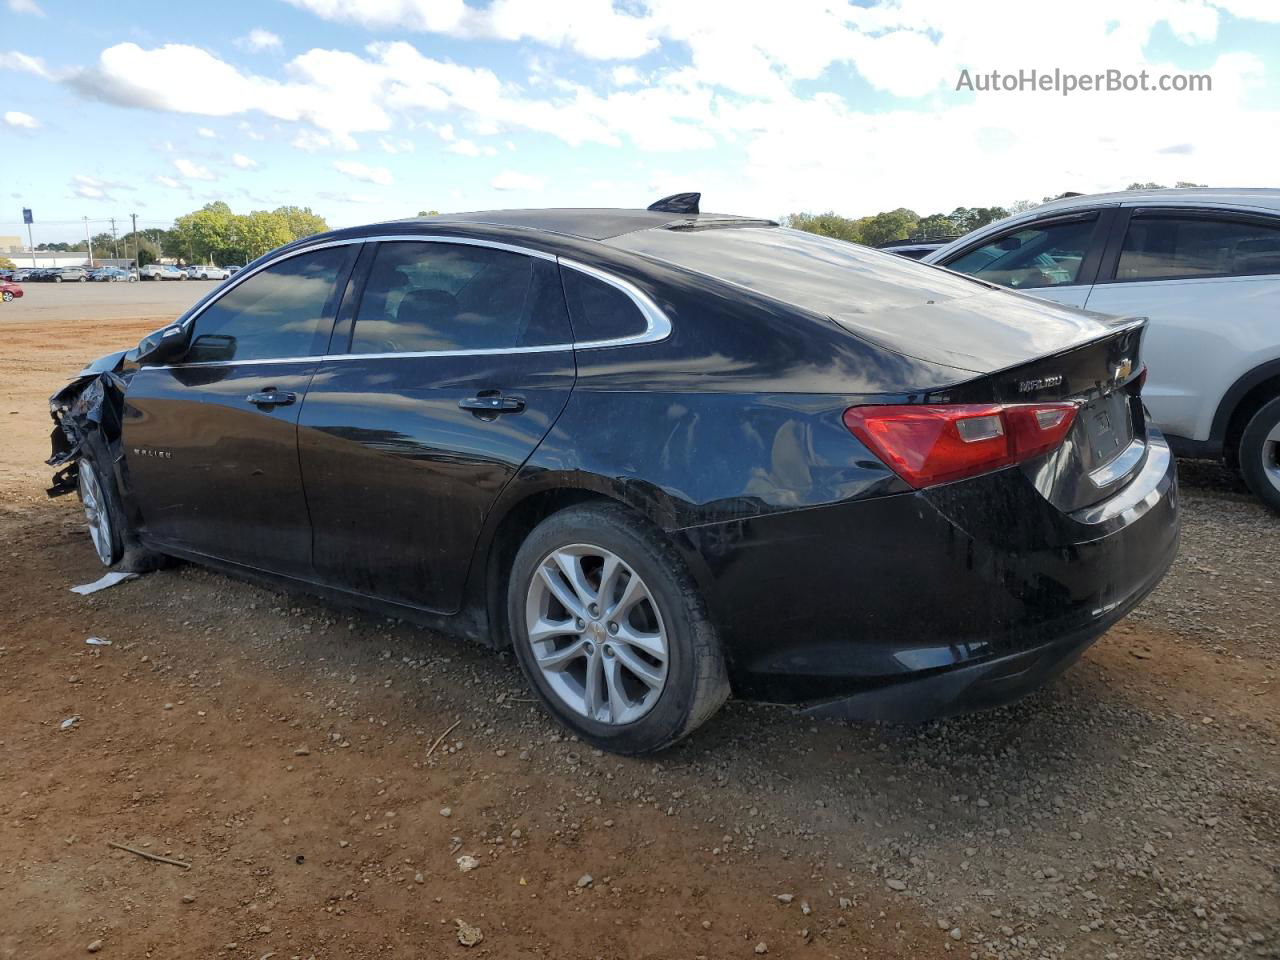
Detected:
[1223,373,1280,468]
[484,488,621,649]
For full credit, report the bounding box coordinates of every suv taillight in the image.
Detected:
[843,402,1079,489]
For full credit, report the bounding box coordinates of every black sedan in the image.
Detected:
[46,197,1179,754]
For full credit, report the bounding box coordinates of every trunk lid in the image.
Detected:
[980,320,1149,511]
[828,287,1138,374]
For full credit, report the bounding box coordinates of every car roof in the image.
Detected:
[1029,187,1280,216]
[395,208,769,241]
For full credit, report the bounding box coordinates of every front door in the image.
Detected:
[298,239,576,612]
[938,210,1112,308]
[123,245,357,576]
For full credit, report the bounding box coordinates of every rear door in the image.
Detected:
[937,209,1114,308]
[123,244,357,576]
[297,238,576,613]
[1084,207,1280,441]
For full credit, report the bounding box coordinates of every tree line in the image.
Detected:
[784,182,1206,247]
[30,204,330,267]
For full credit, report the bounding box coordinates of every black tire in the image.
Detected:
[507,502,729,754]
[54,275,63,283]
[2,291,12,302]
[1238,395,1280,513]
[77,433,166,573]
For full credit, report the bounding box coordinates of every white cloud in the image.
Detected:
[174,157,216,181]
[611,65,641,86]
[378,136,415,154]
[153,174,182,189]
[291,129,332,152]
[197,126,217,138]
[235,28,283,52]
[3,110,38,128]
[334,159,393,185]
[0,50,50,78]
[446,138,497,157]
[70,174,129,200]
[6,0,43,15]
[285,0,657,59]
[231,152,257,169]
[490,170,545,191]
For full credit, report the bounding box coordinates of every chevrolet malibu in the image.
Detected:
[46,198,1179,754]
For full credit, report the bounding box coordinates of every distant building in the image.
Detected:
[0,235,24,255]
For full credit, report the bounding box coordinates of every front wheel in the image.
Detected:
[1238,395,1280,513]
[79,276,87,282]
[2,291,12,302]
[507,502,729,754]
[54,276,63,283]
[76,435,167,572]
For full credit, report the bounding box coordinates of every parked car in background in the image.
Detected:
[52,267,90,283]
[226,265,243,276]
[0,268,14,281]
[46,201,1177,753]
[876,236,960,260]
[140,264,187,281]
[193,265,231,280]
[926,188,1280,512]
[94,267,137,282]
[1,281,22,301]
[11,268,34,281]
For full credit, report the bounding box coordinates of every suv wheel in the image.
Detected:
[1239,395,1280,513]
[507,502,729,754]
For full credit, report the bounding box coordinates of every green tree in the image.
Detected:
[916,213,959,236]
[273,205,329,241]
[783,211,863,243]
[417,209,441,217]
[947,206,1009,234]
[0,256,15,270]
[858,208,921,246]
[232,211,294,261]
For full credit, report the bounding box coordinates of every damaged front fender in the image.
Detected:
[46,350,129,498]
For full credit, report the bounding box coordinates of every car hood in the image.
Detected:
[829,288,1137,373]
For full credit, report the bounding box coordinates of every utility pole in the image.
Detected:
[130,212,138,268]
[83,216,94,265]
[109,217,119,259]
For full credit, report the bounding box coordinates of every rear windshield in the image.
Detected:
[606,226,988,316]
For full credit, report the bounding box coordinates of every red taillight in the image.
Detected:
[843,402,1079,489]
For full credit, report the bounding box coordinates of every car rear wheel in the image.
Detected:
[2,291,12,302]
[54,276,63,283]
[1238,395,1280,513]
[508,502,729,754]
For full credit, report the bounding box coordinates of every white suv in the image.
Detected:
[925,188,1280,511]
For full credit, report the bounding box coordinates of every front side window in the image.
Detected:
[349,241,568,353]
[1116,215,1280,281]
[183,248,348,363]
[945,218,1097,290]
[185,247,349,363]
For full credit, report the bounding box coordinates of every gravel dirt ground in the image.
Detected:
[0,284,1276,960]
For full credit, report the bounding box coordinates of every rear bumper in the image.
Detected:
[674,427,1179,715]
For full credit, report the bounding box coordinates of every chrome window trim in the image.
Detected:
[154,234,671,369]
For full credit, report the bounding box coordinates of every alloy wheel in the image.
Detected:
[1263,420,1280,497]
[79,462,114,565]
[524,544,669,725]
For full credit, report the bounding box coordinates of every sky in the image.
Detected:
[2,0,1280,244]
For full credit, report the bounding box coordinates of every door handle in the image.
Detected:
[245,390,297,407]
[459,395,525,415]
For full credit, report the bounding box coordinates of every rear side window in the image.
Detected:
[350,241,568,353]
[1116,216,1280,281]
[561,268,648,343]
[945,218,1096,289]
[185,247,349,363]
